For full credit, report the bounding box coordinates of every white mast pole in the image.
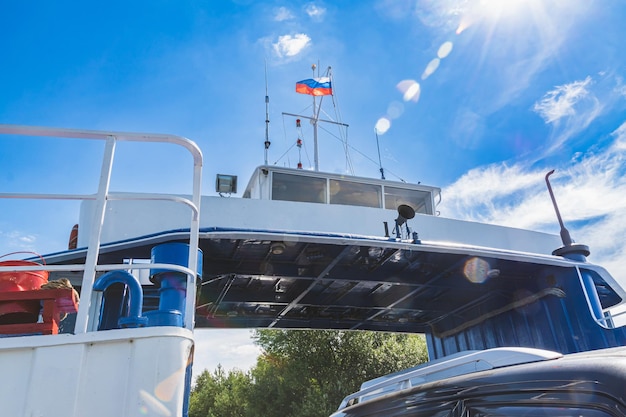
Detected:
[264,61,271,165]
[311,63,319,171]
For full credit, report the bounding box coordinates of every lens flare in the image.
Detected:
[464,257,488,283]
[387,101,404,119]
[139,390,172,417]
[396,80,421,102]
[421,58,440,80]
[155,368,185,402]
[437,41,453,59]
[375,117,391,135]
[456,13,475,34]
[463,257,499,283]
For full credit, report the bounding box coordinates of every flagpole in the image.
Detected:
[293,65,334,171]
[311,63,319,171]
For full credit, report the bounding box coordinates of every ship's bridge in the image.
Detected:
[240,165,441,216]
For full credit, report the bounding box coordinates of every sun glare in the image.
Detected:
[457,0,546,34]
[377,0,562,135]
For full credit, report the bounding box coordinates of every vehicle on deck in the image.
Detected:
[330,347,626,416]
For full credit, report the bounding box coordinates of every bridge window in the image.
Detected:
[272,172,327,203]
[269,171,433,212]
[384,186,433,214]
[330,179,382,208]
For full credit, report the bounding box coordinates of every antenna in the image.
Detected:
[264,61,271,165]
[375,128,385,180]
[545,170,572,246]
[545,170,589,259]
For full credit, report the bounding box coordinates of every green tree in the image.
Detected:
[189,330,428,417]
[188,365,252,417]
[249,330,428,417]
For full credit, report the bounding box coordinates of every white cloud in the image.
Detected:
[411,0,465,31]
[533,77,593,124]
[614,76,626,98]
[304,3,327,22]
[192,329,261,380]
[272,33,311,58]
[443,163,538,205]
[0,230,38,254]
[532,76,604,156]
[440,121,626,283]
[274,6,294,22]
[612,120,626,150]
[441,163,551,226]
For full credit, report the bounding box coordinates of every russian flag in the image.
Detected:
[295,77,333,96]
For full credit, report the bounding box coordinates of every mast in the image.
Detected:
[311,64,320,171]
[264,61,271,165]
[286,64,346,171]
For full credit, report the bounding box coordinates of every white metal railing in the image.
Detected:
[0,124,203,333]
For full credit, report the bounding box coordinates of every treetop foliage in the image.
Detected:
[189,330,428,417]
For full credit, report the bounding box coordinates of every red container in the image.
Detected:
[0,252,49,324]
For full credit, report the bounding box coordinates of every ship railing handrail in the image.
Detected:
[0,124,203,165]
[598,307,626,329]
[336,347,562,411]
[0,124,203,334]
[0,193,199,219]
[0,262,195,275]
[609,309,626,319]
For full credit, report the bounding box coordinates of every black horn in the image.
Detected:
[396,204,415,226]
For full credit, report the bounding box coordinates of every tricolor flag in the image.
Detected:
[295,77,333,96]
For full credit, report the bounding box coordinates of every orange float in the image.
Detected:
[0,252,49,324]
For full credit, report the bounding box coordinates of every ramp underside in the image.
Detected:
[46,230,622,338]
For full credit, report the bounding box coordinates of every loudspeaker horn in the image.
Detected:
[395,204,415,226]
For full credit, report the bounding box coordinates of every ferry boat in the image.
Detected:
[1,80,626,416]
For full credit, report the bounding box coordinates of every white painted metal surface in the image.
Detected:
[0,327,193,417]
[84,195,562,255]
[0,124,204,417]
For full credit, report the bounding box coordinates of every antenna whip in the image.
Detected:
[375,129,385,180]
[264,61,271,164]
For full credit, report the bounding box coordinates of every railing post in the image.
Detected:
[74,136,116,334]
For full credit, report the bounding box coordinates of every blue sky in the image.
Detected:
[2,0,626,376]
